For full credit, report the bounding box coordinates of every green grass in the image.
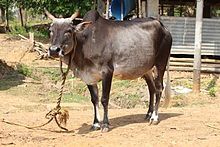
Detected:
[113,80,132,89]
[9,21,49,41]
[62,92,88,103]
[40,67,61,82]
[205,76,218,97]
[16,64,33,77]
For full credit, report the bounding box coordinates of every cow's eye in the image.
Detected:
[49,28,53,36]
[64,30,72,36]
[64,32,70,36]
[50,31,53,37]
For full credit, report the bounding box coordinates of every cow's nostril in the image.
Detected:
[56,47,61,52]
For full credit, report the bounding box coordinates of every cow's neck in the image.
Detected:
[62,52,76,70]
[62,49,83,72]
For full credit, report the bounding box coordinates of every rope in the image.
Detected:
[2,117,53,130]
[1,35,77,131]
[44,58,70,131]
[1,60,70,131]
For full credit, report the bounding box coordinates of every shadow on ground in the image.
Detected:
[77,112,182,134]
[0,60,25,90]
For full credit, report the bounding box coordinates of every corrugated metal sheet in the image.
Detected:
[161,16,220,56]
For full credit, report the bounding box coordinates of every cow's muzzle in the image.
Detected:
[48,46,64,58]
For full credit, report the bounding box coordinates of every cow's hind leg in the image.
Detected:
[151,68,165,125]
[87,84,101,130]
[101,71,113,132]
[150,31,172,124]
[143,72,156,122]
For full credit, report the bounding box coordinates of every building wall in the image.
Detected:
[147,0,159,17]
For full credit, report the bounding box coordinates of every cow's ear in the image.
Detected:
[75,21,92,32]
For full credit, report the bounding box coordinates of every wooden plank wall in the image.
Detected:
[161,16,220,56]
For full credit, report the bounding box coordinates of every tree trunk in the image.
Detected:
[6,0,10,31]
[93,0,97,10]
[0,7,6,23]
[19,7,24,27]
[24,9,27,28]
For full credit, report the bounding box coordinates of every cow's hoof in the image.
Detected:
[101,124,109,133]
[149,119,159,125]
[90,123,101,131]
[148,111,159,125]
[145,113,152,121]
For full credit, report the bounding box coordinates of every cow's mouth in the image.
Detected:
[48,48,64,58]
[48,51,59,58]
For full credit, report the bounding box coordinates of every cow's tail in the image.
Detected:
[163,56,171,108]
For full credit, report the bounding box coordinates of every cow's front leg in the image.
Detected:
[101,71,113,132]
[87,84,101,130]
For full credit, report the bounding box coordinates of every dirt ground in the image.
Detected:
[1,34,220,147]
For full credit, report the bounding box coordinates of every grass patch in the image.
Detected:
[16,64,33,77]
[171,79,192,89]
[62,92,88,103]
[40,67,61,82]
[9,21,49,42]
[171,94,188,107]
[110,79,146,108]
[113,80,132,89]
[205,75,218,97]
[2,62,219,108]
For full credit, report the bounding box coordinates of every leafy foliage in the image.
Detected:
[1,0,94,17]
[16,64,33,77]
[0,0,94,33]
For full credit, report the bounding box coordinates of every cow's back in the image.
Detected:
[78,10,171,80]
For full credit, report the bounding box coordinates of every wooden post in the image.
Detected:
[138,0,142,18]
[120,0,123,20]
[136,0,139,18]
[193,0,204,93]
[161,4,164,16]
[106,0,110,19]
[29,32,34,51]
[141,0,146,18]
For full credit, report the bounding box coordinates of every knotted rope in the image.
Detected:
[2,59,70,131]
[2,34,77,131]
[44,59,70,131]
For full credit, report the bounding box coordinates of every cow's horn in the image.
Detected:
[44,8,56,20]
[70,10,80,20]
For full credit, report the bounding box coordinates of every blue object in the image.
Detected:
[111,0,136,20]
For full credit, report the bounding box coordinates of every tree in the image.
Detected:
[0,0,14,31]
[22,0,94,17]
[0,0,95,31]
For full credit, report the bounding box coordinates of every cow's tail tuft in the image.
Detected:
[163,57,171,108]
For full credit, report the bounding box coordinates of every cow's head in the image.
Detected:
[45,10,92,58]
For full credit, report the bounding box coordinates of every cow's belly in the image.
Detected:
[114,65,151,80]
[73,68,102,85]
[113,55,154,80]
